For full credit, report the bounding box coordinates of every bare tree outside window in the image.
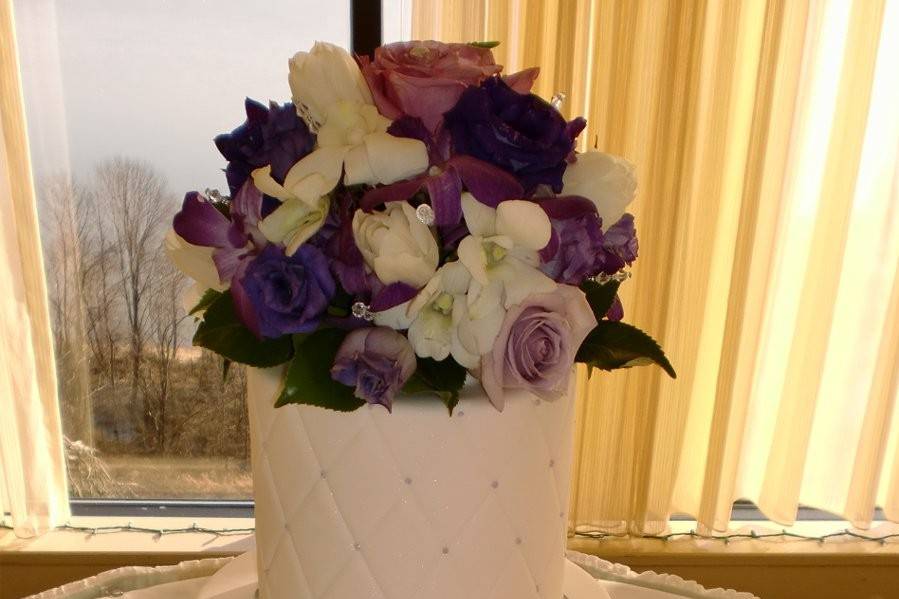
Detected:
[40,159,251,499]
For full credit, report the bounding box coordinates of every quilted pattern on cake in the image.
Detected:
[248,367,574,599]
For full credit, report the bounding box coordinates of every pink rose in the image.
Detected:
[359,41,502,133]
[480,285,597,410]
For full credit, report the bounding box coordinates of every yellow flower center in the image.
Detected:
[432,292,454,315]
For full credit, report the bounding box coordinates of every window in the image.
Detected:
[13,0,352,500]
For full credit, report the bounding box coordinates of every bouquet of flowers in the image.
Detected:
[167,40,674,414]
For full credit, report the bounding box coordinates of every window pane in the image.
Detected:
[13,0,351,500]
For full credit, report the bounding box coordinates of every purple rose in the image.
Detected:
[597,213,638,275]
[444,77,586,193]
[537,196,605,285]
[480,285,597,410]
[331,327,417,411]
[231,244,335,339]
[214,98,315,195]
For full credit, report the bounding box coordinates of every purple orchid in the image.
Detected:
[214,98,315,195]
[231,244,335,339]
[172,180,267,284]
[359,154,523,226]
[444,77,586,194]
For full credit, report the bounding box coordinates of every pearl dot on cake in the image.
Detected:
[442,546,449,555]
[491,480,499,489]
[404,477,412,485]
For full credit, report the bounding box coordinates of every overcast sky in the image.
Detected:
[15,0,352,200]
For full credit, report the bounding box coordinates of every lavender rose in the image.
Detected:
[359,41,502,134]
[480,285,597,410]
[231,244,335,339]
[214,98,315,195]
[331,327,417,411]
[444,77,586,193]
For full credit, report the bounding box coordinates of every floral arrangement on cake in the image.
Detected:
[167,40,675,413]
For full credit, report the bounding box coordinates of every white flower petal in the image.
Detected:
[495,200,551,250]
[251,166,291,201]
[562,151,636,230]
[260,196,329,255]
[363,132,429,185]
[343,143,376,186]
[283,146,348,202]
[461,192,497,237]
[289,42,372,124]
[164,230,226,291]
[373,300,415,330]
[457,236,489,285]
[495,259,557,308]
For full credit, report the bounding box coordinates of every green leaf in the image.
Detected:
[576,321,676,379]
[275,329,366,411]
[469,40,501,49]
[402,357,467,415]
[192,292,293,367]
[581,279,621,321]
[189,288,224,316]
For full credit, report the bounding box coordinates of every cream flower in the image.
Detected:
[286,42,429,197]
[251,166,330,255]
[164,229,227,292]
[456,194,556,308]
[353,202,439,289]
[289,41,374,126]
[404,261,506,368]
[562,151,636,230]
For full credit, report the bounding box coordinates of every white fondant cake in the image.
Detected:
[247,366,576,599]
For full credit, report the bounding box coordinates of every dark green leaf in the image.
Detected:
[581,279,620,321]
[576,321,676,379]
[469,40,501,49]
[222,359,232,383]
[402,357,467,415]
[192,292,293,367]
[189,288,224,316]
[275,329,366,411]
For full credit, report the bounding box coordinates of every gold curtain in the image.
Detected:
[0,0,70,536]
[413,0,899,534]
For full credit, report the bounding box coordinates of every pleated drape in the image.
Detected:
[0,0,70,537]
[413,0,899,534]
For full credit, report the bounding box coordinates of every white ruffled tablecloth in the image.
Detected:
[25,550,759,599]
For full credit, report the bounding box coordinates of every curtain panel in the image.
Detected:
[0,0,70,537]
[413,0,899,534]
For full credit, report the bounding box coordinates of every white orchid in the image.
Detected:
[456,194,557,309]
[401,261,505,368]
[562,151,636,230]
[285,42,429,198]
[250,165,330,256]
[353,202,439,289]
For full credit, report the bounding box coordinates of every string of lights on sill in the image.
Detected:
[4,521,898,545]
[574,528,899,546]
[0,521,255,540]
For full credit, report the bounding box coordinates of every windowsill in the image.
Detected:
[0,516,254,556]
[570,519,899,562]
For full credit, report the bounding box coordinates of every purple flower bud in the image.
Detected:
[331,327,417,411]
